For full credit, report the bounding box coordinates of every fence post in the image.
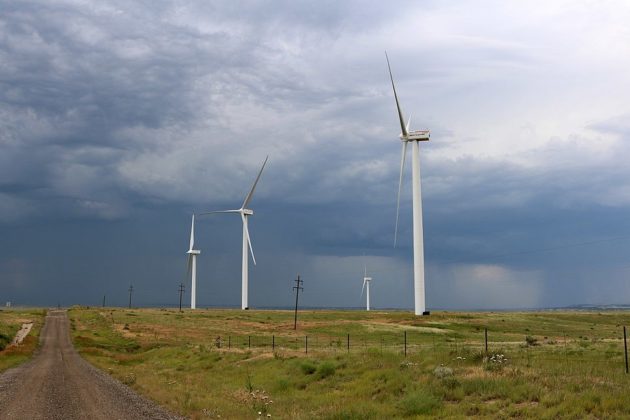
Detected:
[347,333,350,353]
[272,335,275,352]
[485,328,488,355]
[228,336,231,349]
[624,326,628,374]
[248,336,251,349]
[305,336,308,354]
[404,331,407,357]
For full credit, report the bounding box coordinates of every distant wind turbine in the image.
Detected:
[360,265,372,311]
[387,52,431,316]
[186,214,201,309]
[200,156,268,310]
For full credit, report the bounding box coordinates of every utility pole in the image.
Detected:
[293,274,303,330]
[178,283,185,312]
[102,294,106,308]
[128,285,133,309]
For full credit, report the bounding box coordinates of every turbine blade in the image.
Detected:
[394,141,408,247]
[198,209,241,216]
[361,279,366,298]
[363,253,366,278]
[406,115,411,133]
[189,214,195,250]
[242,156,269,209]
[385,51,408,137]
[241,213,256,265]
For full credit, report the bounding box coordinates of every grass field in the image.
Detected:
[0,308,45,372]
[68,307,630,418]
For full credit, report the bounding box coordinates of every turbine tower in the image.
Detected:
[387,52,431,316]
[186,214,201,309]
[360,265,372,311]
[200,156,268,310]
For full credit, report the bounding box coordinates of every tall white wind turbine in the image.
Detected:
[360,265,372,311]
[186,214,201,309]
[387,52,431,316]
[200,156,268,310]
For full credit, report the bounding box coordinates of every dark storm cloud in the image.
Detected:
[2,1,630,309]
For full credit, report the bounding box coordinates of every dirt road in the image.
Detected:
[0,310,182,420]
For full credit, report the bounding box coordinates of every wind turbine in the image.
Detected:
[200,156,268,310]
[387,52,431,316]
[360,265,372,311]
[186,214,201,309]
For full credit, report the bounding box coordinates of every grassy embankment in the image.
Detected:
[69,308,630,418]
[0,308,45,372]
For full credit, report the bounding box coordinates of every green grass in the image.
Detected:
[0,308,45,372]
[68,307,630,419]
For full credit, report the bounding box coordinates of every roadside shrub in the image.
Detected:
[399,389,442,416]
[525,336,538,346]
[318,361,336,379]
[300,361,317,375]
[121,372,136,385]
[0,332,11,351]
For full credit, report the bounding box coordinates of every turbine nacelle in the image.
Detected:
[242,208,254,216]
[401,130,430,142]
[187,249,200,255]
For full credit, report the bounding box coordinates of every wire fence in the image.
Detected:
[201,326,630,374]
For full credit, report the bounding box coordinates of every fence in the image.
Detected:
[203,326,630,374]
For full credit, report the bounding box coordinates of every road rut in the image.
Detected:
[0,310,182,420]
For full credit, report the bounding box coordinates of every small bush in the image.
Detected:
[442,377,460,390]
[274,377,290,392]
[483,353,508,372]
[0,332,11,351]
[300,361,317,375]
[121,372,136,385]
[318,361,336,379]
[399,389,442,416]
[525,336,538,346]
[433,366,453,378]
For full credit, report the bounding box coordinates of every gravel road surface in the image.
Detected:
[0,310,183,420]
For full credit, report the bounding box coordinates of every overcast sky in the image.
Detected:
[2,0,630,310]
